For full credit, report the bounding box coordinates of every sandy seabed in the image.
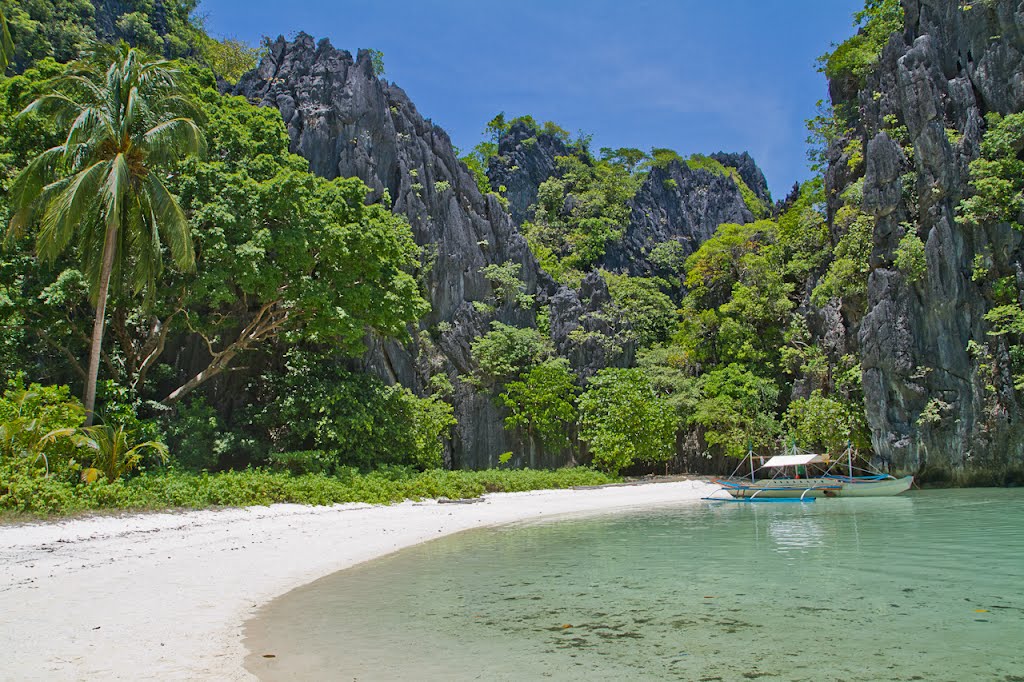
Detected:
[0,479,718,681]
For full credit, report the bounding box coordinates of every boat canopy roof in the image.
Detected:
[763,453,827,468]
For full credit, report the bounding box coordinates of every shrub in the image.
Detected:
[578,368,677,474]
[0,380,85,478]
[894,228,927,283]
[0,466,617,517]
[471,322,551,382]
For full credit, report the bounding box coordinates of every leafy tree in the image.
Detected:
[499,358,578,454]
[776,178,830,280]
[894,228,927,282]
[578,367,677,474]
[602,272,678,348]
[784,389,870,455]
[599,146,648,173]
[684,221,770,310]
[812,204,874,308]
[6,44,203,423]
[115,11,161,53]
[81,72,425,404]
[480,260,532,308]
[524,152,642,279]
[819,0,904,83]
[2,0,202,71]
[983,303,1024,389]
[644,147,683,169]
[259,357,453,471]
[471,322,550,383]
[200,36,259,84]
[691,364,780,458]
[365,48,385,77]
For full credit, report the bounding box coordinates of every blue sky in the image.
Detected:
[197,0,863,198]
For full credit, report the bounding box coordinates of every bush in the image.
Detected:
[163,397,224,471]
[471,322,551,382]
[259,359,455,471]
[0,466,617,517]
[578,368,677,474]
[0,380,85,478]
[894,228,927,283]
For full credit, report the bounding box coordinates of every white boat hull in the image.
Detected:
[714,475,913,499]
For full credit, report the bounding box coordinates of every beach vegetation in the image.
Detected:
[499,358,579,455]
[0,463,617,517]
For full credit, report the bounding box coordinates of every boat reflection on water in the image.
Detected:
[720,497,917,555]
[767,516,826,552]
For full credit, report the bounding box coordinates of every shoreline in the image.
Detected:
[0,478,718,681]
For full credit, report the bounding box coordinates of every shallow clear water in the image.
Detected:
[245,489,1024,681]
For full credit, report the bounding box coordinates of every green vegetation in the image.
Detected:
[894,228,927,282]
[0,6,12,71]
[578,367,676,474]
[7,44,203,423]
[499,358,578,454]
[958,112,1024,230]
[470,322,550,383]
[819,0,904,83]
[685,154,769,219]
[1,0,203,71]
[0,463,616,516]
[523,152,642,281]
[4,0,987,516]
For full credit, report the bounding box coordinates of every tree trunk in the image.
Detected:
[83,220,119,426]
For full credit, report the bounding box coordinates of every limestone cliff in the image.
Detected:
[233,34,771,471]
[603,160,754,276]
[234,36,556,468]
[836,0,1024,480]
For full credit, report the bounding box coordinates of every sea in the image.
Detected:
[245,488,1024,681]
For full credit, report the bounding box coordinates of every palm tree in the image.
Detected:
[6,43,203,424]
[74,423,168,482]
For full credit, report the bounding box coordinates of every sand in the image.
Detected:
[0,479,719,681]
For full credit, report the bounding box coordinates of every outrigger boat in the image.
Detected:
[705,444,913,502]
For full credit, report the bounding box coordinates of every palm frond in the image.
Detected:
[101,153,130,234]
[36,160,111,263]
[152,93,206,124]
[126,191,161,297]
[6,147,67,240]
[146,174,195,272]
[18,94,89,129]
[63,106,113,153]
[50,74,107,103]
[143,118,205,165]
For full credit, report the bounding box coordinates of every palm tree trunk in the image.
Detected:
[84,221,119,426]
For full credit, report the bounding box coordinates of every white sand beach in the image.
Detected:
[0,479,717,681]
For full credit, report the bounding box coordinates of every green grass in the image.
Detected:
[0,462,618,517]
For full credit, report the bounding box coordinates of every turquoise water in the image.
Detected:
[245,490,1024,681]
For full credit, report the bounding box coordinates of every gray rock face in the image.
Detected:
[710,152,772,205]
[231,35,769,471]
[486,122,582,226]
[234,35,569,469]
[849,0,1024,479]
[603,161,754,275]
